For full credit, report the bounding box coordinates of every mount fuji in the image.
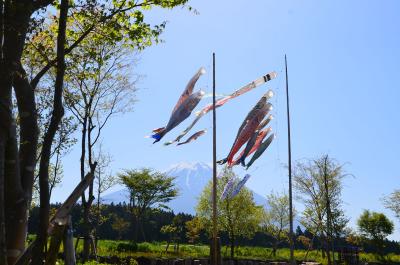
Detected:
[103,162,267,214]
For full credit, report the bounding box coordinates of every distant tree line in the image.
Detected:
[27,203,400,255]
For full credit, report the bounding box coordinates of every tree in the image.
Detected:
[0,0,190,262]
[30,103,77,206]
[357,210,394,257]
[160,215,186,252]
[111,214,130,241]
[32,2,70,262]
[196,167,262,258]
[119,168,178,242]
[160,225,178,252]
[93,147,117,247]
[345,228,362,247]
[383,190,400,221]
[186,217,204,244]
[295,226,303,237]
[62,20,137,259]
[294,155,349,265]
[260,191,293,257]
[297,235,312,250]
[23,44,78,207]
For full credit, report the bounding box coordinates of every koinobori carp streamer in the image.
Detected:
[235,126,272,166]
[231,115,273,166]
[172,67,206,113]
[176,129,207,146]
[229,174,251,199]
[151,91,205,143]
[165,73,277,145]
[150,68,206,143]
[223,91,273,166]
[246,133,275,170]
[220,177,235,200]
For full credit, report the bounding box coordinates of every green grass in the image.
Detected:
[34,238,400,265]
[77,240,398,264]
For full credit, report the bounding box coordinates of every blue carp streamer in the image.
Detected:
[229,174,251,199]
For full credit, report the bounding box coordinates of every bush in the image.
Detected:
[116,241,138,252]
[129,259,138,265]
[80,261,110,265]
[137,242,152,252]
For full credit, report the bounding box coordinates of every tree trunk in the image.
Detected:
[80,114,89,260]
[140,217,146,242]
[272,242,277,257]
[0,3,4,262]
[230,234,234,259]
[31,0,68,263]
[165,240,170,252]
[135,214,140,242]
[1,4,38,264]
[82,118,96,260]
[325,235,332,265]
[303,233,316,261]
[82,171,96,261]
[0,137,7,265]
[82,204,91,261]
[45,224,66,265]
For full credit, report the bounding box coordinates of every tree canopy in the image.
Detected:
[357,210,394,241]
[196,167,263,258]
[119,168,178,241]
[261,191,294,256]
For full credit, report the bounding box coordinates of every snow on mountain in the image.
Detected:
[103,162,267,214]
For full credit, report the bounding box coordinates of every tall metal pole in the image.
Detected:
[212,52,218,265]
[285,55,295,265]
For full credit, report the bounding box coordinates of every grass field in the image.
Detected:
[70,240,400,265]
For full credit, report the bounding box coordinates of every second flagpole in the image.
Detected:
[211,52,221,265]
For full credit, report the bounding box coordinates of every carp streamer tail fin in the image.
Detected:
[217,158,228,165]
[151,127,166,143]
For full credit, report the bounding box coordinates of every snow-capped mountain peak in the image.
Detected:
[103,161,266,214]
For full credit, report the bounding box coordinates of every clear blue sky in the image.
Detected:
[53,0,400,239]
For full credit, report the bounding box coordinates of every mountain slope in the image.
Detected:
[103,162,267,214]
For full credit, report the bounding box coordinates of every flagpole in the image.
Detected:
[285,55,295,265]
[211,52,219,265]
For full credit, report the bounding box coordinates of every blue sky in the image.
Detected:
[53,0,400,239]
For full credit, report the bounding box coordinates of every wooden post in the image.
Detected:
[285,55,295,265]
[46,223,66,265]
[90,235,98,261]
[210,237,221,265]
[14,168,96,265]
[64,216,76,265]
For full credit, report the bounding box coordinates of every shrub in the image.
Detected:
[116,241,138,252]
[80,261,110,265]
[129,259,138,265]
[137,242,152,252]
